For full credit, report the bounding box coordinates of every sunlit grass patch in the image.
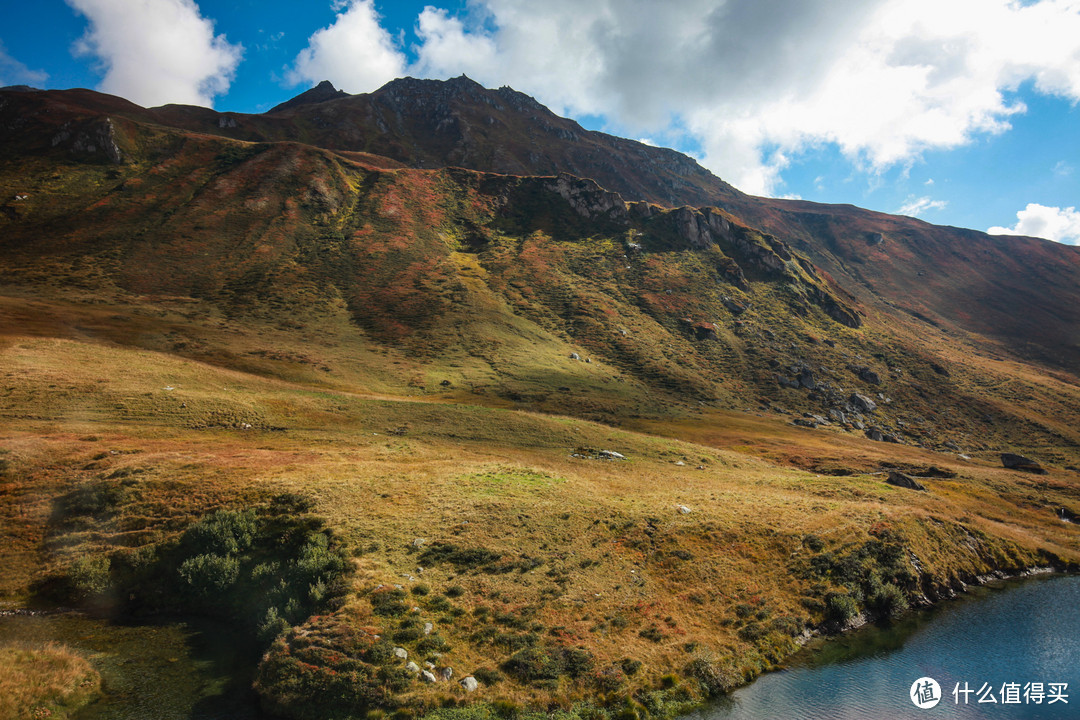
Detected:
[0,643,101,720]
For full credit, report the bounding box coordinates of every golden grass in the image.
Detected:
[0,325,1077,712]
[0,643,100,720]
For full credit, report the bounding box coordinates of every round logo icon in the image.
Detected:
[910,677,942,709]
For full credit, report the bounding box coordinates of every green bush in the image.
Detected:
[825,593,859,623]
[736,622,767,642]
[685,654,741,696]
[867,582,909,618]
[504,646,563,682]
[472,667,502,685]
[393,627,423,643]
[503,645,594,684]
[371,588,409,617]
[418,543,502,570]
[67,555,111,599]
[179,553,239,596]
[417,634,451,654]
[638,625,665,642]
[183,509,257,556]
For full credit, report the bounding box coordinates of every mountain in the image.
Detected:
[13,76,1076,374]
[1,79,1078,720]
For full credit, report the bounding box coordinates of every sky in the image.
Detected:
[3,1,1080,245]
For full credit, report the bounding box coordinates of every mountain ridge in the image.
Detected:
[3,78,1079,375]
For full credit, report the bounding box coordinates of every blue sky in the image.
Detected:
[3,0,1080,244]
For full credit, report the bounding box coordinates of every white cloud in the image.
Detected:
[1053,160,1074,177]
[0,41,48,86]
[897,196,948,217]
[988,203,1080,244]
[287,0,405,93]
[387,0,1080,196]
[66,0,241,108]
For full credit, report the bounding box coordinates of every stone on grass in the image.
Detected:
[886,470,927,491]
[1000,453,1046,474]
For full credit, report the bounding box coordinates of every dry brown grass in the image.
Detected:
[0,642,100,720]
[0,325,1077,713]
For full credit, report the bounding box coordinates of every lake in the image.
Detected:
[691,574,1080,719]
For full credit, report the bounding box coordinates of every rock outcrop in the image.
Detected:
[1000,453,1046,474]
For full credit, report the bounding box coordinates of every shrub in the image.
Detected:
[179,553,239,597]
[183,509,257,556]
[426,595,451,612]
[444,585,465,598]
[417,634,450,654]
[736,622,767,642]
[418,543,501,570]
[67,555,111,600]
[868,582,909,618]
[504,646,562,682]
[491,700,520,719]
[619,658,642,676]
[825,593,859,623]
[259,606,290,642]
[472,667,502,685]
[562,647,594,678]
[685,654,741,696]
[638,625,665,643]
[393,627,423,643]
[494,632,537,651]
[371,589,409,617]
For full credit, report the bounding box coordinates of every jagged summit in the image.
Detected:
[267,79,350,113]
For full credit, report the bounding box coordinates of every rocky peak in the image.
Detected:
[267,80,350,113]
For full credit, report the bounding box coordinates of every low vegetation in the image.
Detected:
[0,643,101,720]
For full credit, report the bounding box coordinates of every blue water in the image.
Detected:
[693,575,1080,720]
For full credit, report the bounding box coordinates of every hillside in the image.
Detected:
[0,80,1078,720]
